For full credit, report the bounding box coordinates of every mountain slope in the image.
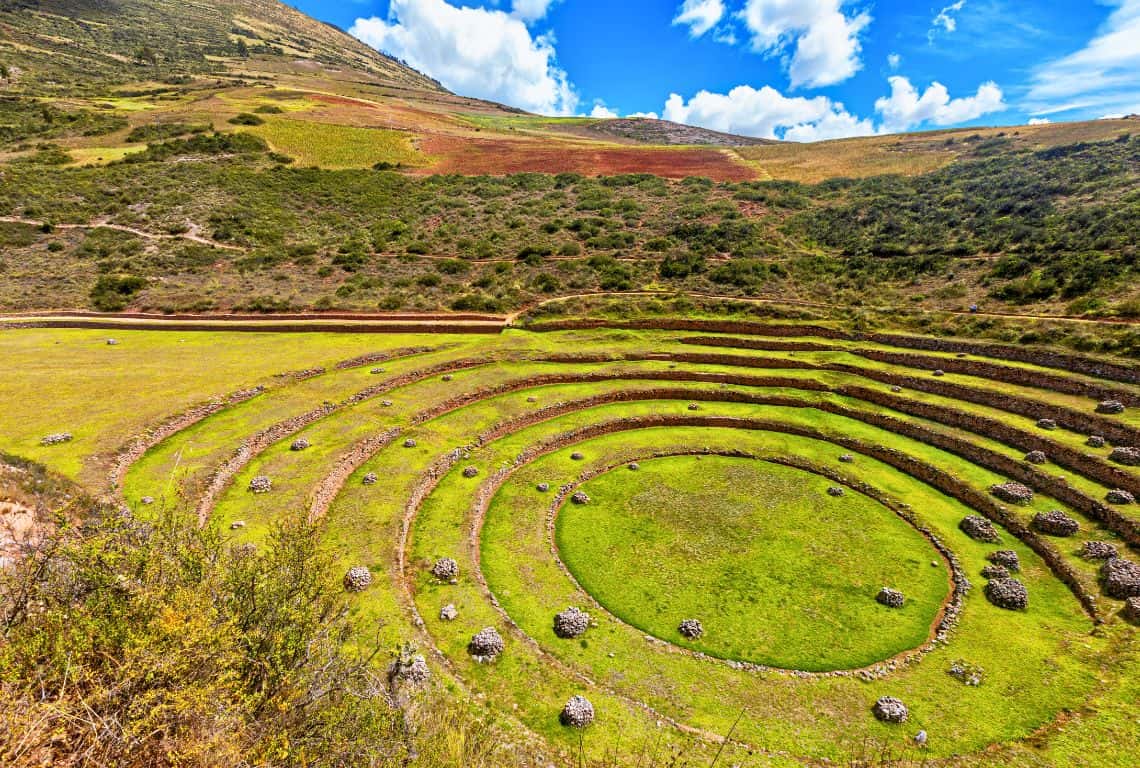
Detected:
[0,0,443,93]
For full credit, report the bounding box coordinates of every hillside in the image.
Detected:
[0,0,1136,330]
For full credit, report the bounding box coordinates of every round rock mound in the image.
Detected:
[571,452,585,461]
[1036,419,1058,431]
[827,486,845,497]
[536,482,550,493]
[290,439,310,452]
[990,482,1034,505]
[1100,558,1140,599]
[343,566,373,592]
[1087,435,1106,448]
[1096,400,1126,415]
[876,587,905,608]
[571,492,590,505]
[1106,489,1136,505]
[981,564,1009,580]
[431,557,459,581]
[678,618,704,639]
[462,466,480,478]
[839,454,854,463]
[1123,596,1140,625]
[362,472,378,486]
[984,578,1029,610]
[403,438,417,448]
[469,626,505,662]
[987,550,1020,572]
[960,516,1001,543]
[1032,510,1080,537]
[872,696,908,723]
[249,476,272,494]
[1108,447,1140,467]
[1081,541,1118,561]
[553,606,591,639]
[1023,451,1047,465]
[440,604,458,621]
[560,695,595,728]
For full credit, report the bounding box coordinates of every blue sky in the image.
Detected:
[288,0,1140,140]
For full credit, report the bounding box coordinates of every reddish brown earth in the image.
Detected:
[417,135,758,181]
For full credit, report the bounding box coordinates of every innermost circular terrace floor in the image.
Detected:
[556,455,950,671]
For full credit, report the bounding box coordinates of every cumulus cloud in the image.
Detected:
[628,111,661,119]
[589,103,619,118]
[673,0,726,37]
[350,0,577,115]
[739,0,871,88]
[1027,117,1051,125]
[874,76,1005,133]
[660,75,1005,141]
[887,52,901,70]
[510,0,559,23]
[1025,0,1140,119]
[662,84,873,140]
[929,0,966,42]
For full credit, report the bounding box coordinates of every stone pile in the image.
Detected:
[948,660,985,686]
[984,578,1029,610]
[1087,435,1106,448]
[553,606,591,639]
[678,619,703,639]
[1023,451,1048,464]
[960,516,1001,543]
[536,482,550,492]
[362,472,378,486]
[141,496,154,505]
[468,626,504,662]
[249,476,272,493]
[1100,558,1140,599]
[571,452,585,461]
[827,486,845,497]
[987,550,1020,572]
[441,375,453,382]
[462,466,480,478]
[839,454,854,463]
[290,438,310,451]
[1096,400,1126,415]
[1108,447,1140,466]
[687,403,701,411]
[1106,489,1136,505]
[1081,541,1118,560]
[40,433,73,446]
[560,695,595,727]
[391,654,430,686]
[1036,419,1058,430]
[876,587,905,608]
[1032,510,1080,537]
[990,482,1034,504]
[440,604,458,621]
[571,492,590,505]
[1123,597,1140,624]
[431,557,459,582]
[872,697,908,723]
[981,564,1009,580]
[628,463,640,471]
[933,370,945,377]
[343,566,373,592]
[891,386,903,393]
[403,439,417,448]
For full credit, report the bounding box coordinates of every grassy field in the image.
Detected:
[5,321,1138,766]
[558,455,948,669]
[244,117,427,169]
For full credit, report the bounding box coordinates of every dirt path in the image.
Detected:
[0,216,246,251]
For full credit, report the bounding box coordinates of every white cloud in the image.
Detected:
[350,0,577,115]
[589,103,619,118]
[874,76,1005,133]
[628,111,661,119]
[739,0,872,88]
[511,0,559,23]
[887,52,901,70]
[929,0,966,42]
[673,0,726,37]
[1025,0,1140,119]
[660,75,1007,142]
[1027,117,1051,125]
[662,84,873,140]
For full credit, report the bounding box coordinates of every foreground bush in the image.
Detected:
[0,506,406,768]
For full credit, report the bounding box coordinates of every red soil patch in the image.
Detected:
[417,135,758,181]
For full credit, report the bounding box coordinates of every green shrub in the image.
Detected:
[89,274,145,311]
[228,113,264,126]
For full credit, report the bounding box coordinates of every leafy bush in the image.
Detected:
[228,113,265,126]
[89,274,145,311]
